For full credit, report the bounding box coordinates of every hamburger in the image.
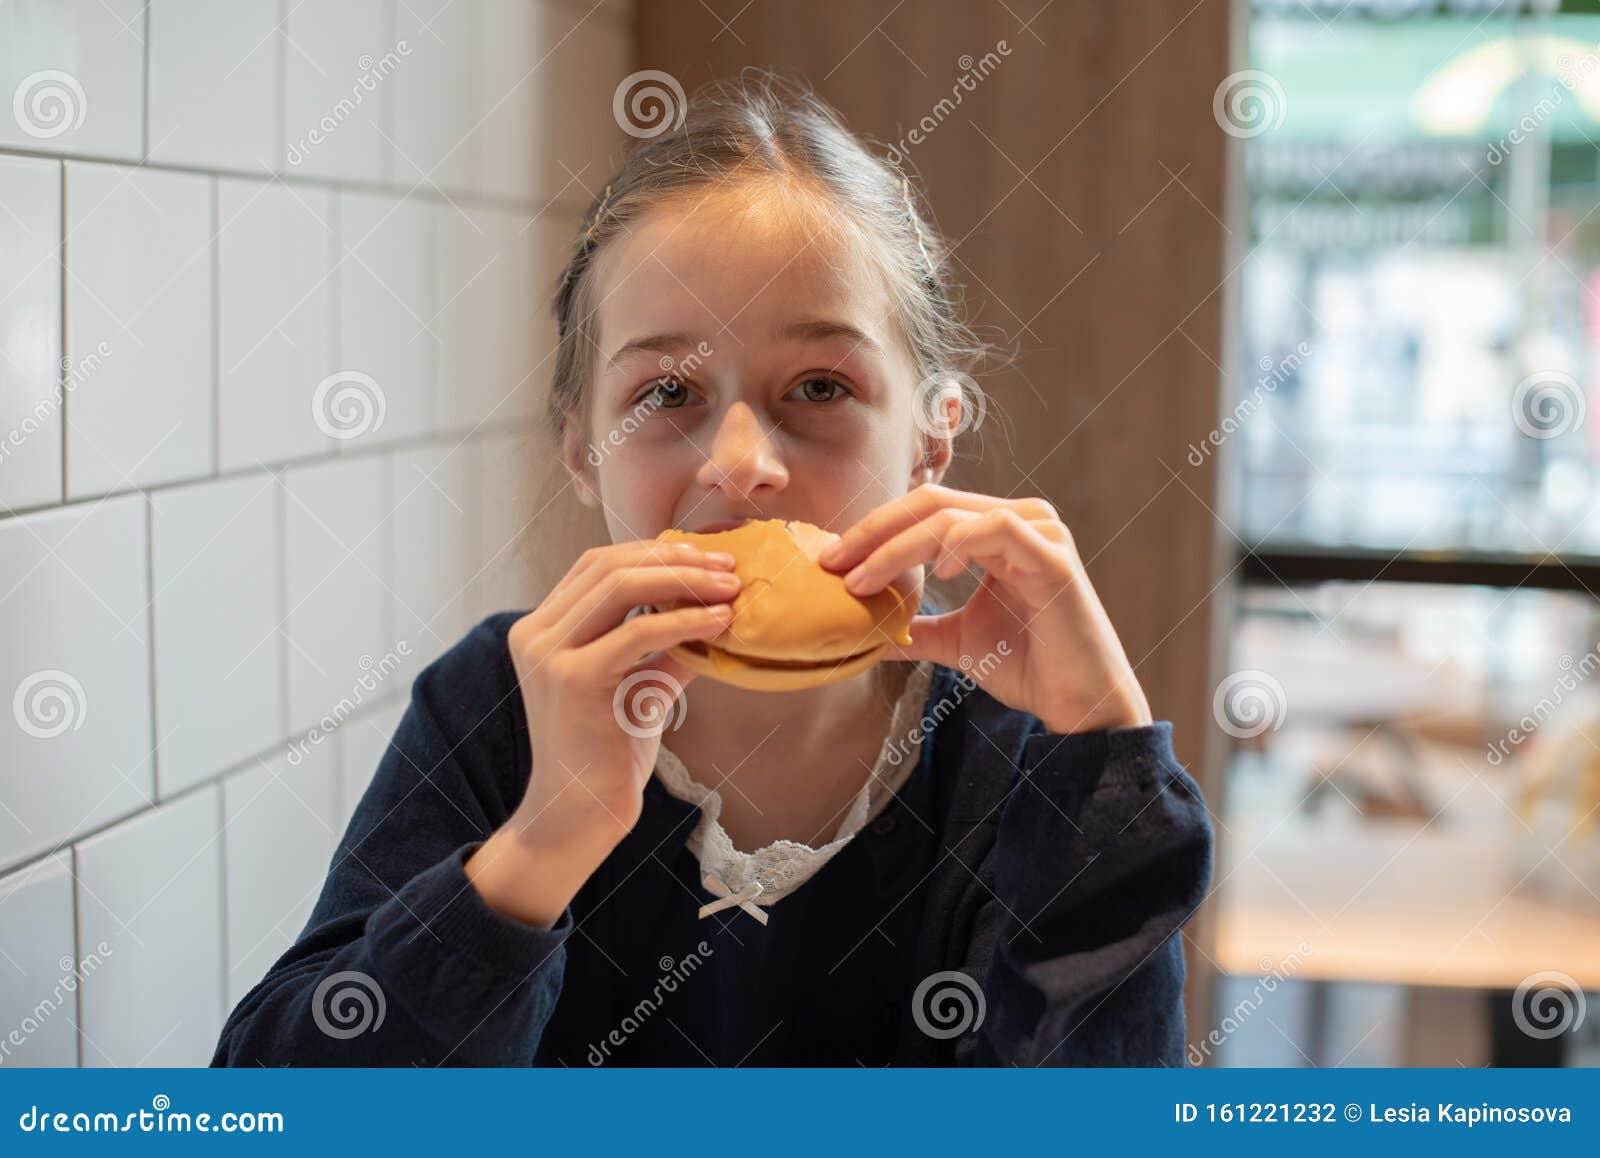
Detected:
[652,518,921,691]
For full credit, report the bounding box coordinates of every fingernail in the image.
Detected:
[818,540,842,564]
[707,551,737,567]
[844,567,867,592]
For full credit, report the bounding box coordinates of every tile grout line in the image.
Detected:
[0,422,538,525]
[141,1,151,162]
[0,691,407,887]
[381,0,398,186]
[0,143,597,219]
[216,781,230,1035]
[276,0,288,177]
[143,494,161,801]
[276,470,291,744]
[58,160,68,504]
[210,176,221,477]
[70,844,83,1068]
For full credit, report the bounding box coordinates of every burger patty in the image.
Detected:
[675,639,884,670]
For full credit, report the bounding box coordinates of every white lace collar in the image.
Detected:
[653,661,934,924]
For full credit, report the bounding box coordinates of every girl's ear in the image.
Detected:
[560,424,601,509]
[915,431,954,488]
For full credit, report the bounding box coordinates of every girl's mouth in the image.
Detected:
[685,517,756,534]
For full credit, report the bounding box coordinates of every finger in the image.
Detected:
[583,602,736,675]
[541,540,733,630]
[926,508,1061,584]
[841,507,980,595]
[848,508,1061,597]
[556,565,741,649]
[539,540,735,623]
[818,484,997,572]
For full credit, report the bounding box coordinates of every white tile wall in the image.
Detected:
[222,746,339,1010]
[0,0,626,1070]
[282,454,391,735]
[0,853,79,1067]
[75,786,223,1066]
[0,155,62,513]
[283,0,393,183]
[150,475,284,797]
[475,0,552,199]
[0,496,153,873]
[391,0,480,194]
[0,0,145,159]
[336,191,435,446]
[64,162,214,498]
[435,207,548,431]
[147,0,279,172]
[216,178,337,470]
[477,429,543,613]
[388,444,479,687]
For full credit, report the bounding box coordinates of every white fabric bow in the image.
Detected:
[698,874,769,924]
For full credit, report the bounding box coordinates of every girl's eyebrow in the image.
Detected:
[778,318,884,358]
[605,331,700,372]
[604,319,883,372]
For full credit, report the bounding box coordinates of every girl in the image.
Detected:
[213,73,1212,1068]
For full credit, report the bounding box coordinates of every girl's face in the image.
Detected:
[564,188,946,542]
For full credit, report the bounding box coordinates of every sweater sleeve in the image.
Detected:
[952,720,1214,1067]
[211,616,574,1067]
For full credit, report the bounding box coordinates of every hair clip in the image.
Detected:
[584,183,614,244]
[902,175,937,282]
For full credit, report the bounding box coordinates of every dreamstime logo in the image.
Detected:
[1187,942,1313,1066]
[1212,669,1287,739]
[1483,40,1600,166]
[883,643,1011,767]
[911,970,986,1039]
[1188,341,1310,466]
[1511,370,1585,439]
[1487,86,1565,167]
[587,341,714,466]
[586,941,714,1065]
[613,70,686,139]
[1213,70,1287,139]
[1511,970,1587,1040]
[13,670,87,740]
[883,41,1012,166]
[285,642,412,766]
[311,970,387,1039]
[0,341,112,467]
[0,941,112,1066]
[612,669,687,739]
[1486,645,1600,766]
[912,370,986,442]
[286,41,411,166]
[312,370,386,440]
[12,70,87,139]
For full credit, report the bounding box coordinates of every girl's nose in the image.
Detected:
[696,401,789,500]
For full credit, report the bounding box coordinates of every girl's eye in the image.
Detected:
[641,377,693,409]
[789,375,850,404]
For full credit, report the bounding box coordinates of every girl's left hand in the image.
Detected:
[818,483,1153,735]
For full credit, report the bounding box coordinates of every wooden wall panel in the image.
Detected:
[633,0,1236,1056]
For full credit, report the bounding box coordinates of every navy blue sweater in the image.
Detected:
[212,609,1213,1067]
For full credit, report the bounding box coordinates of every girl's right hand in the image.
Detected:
[466,539,739,927]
